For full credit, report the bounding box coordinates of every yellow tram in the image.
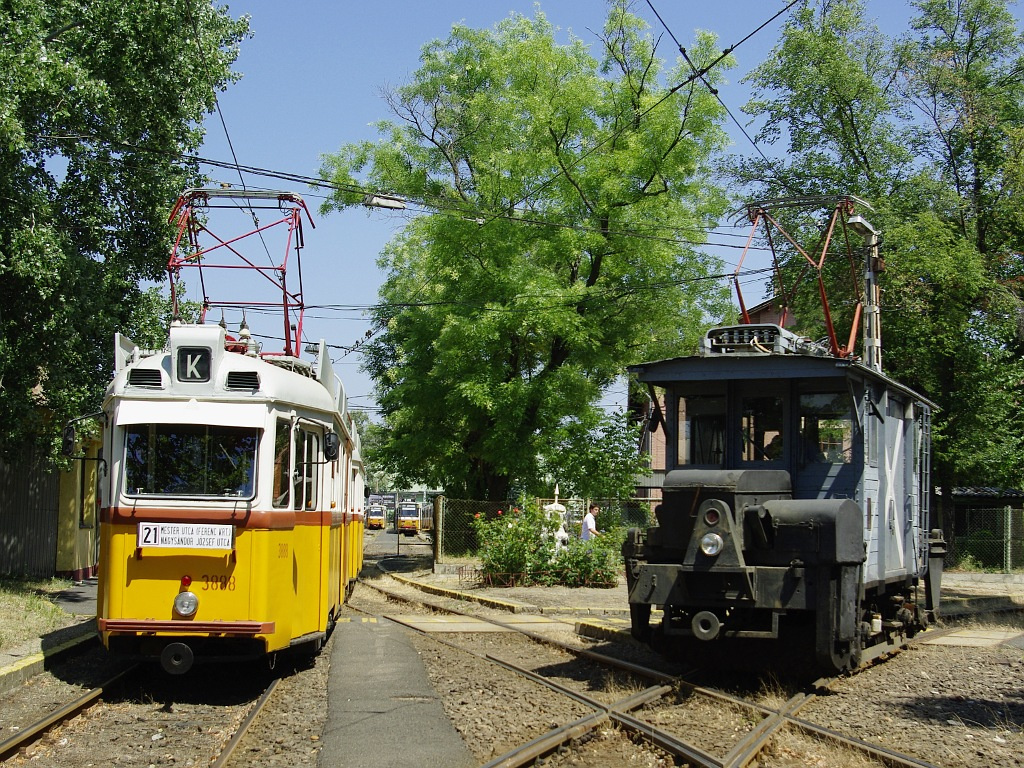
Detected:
[81,189,365,673]
[366,505,386,530]
[396,501,420,536]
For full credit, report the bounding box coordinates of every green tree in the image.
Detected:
[539,410,647,500]
[348,409,395,495]
[733,0,1024,514]
[896,0,1024,495]
[0,0,248,461]
[321,3,732,500]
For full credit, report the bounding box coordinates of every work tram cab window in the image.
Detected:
[739,393,786,464]
[272,420,321,510]
[798,392,855,465]
[124,424,258,498]
[676,394,726,466]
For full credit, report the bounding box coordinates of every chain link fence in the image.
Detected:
[434,496,656,565]
[946,506,1024,573]
[437,499,1024,574]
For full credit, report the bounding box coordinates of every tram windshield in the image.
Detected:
[124,424,258,498]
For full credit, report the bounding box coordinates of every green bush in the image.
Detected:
[472,500,623,588]
[954,552,985,572]
[545,532,623,587]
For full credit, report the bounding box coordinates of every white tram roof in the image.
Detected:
[106,324,355,432]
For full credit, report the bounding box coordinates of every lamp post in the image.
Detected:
[847,215,881,373]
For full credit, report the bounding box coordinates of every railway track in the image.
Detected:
[211,677,282,767]
[0,664,138,761]
[1,559,1017,767]
[355,572,965,767]
[0,648,292,767]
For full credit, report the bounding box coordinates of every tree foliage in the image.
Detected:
[321,2,732,500]
[538,410,647,500]
[0,0,248,461]
[733,0,1024,499]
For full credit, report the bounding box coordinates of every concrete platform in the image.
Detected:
[921,628,1024,649]
[383,613,579,635]
[0,618,97,695]
[321,614,476,768]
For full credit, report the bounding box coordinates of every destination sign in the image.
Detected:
[137,522,233,550]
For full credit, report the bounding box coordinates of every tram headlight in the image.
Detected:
[700,532,724,557]
[173,590,199,617]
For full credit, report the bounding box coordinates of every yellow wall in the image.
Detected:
[56,438,100,580]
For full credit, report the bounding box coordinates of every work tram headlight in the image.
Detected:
[700,532,725,557]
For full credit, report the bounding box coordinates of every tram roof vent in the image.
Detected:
[127,368,163,388]
[226,371,260,391]
[703,324,830,357]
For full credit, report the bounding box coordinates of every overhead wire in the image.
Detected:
[36,129,773,267]
[643,0,803,194]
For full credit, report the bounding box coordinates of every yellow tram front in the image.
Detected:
[366,505,386,530]
[96,325,362,673]
[396,502,420,536]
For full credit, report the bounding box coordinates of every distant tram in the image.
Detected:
[396,500,433,536]
[366,505,386,530]
[397,501,420,536]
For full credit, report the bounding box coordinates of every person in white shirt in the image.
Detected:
[581,504,600,541]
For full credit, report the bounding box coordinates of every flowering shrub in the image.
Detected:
[547,533,623,587]
[471,500,623,588]
[471,503,552,586]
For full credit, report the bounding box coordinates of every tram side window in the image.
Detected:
[293,428,320,511]
[740,395,785,462]
[124,424,257,497]
[677,395,726,465]
[272,421,291,508]
[798,393,855,464]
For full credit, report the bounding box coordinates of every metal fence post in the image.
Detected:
[436,496,445,564]
[1005,505,1012,573]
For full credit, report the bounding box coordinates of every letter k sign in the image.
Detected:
[177,347,211,382]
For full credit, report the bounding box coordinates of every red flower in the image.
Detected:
[474,513,480,519]
[497,509,503,515]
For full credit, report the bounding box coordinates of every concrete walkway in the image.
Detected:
[320,617,476,768]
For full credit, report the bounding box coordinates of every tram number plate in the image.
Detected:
[137,522,233,550]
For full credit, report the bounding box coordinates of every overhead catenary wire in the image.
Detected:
[38,133,778,264]
[644,0,804,195]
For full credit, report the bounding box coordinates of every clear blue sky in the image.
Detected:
[194,1,988,412]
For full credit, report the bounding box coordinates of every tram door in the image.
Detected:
[273,420,325,634]
[881,394,910,579]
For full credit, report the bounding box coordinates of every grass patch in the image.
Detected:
[0,577,75,654]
